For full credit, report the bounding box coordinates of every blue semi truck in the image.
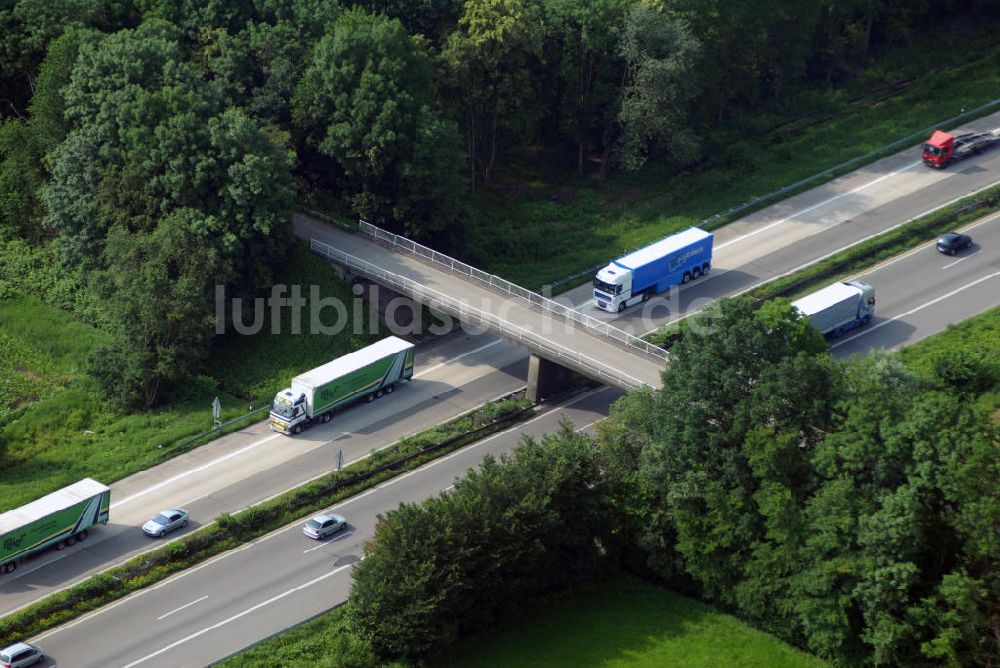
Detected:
[593,227,714,312]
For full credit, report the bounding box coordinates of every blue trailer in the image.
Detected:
[593,227,713,312]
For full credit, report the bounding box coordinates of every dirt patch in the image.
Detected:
[14,364,42,381]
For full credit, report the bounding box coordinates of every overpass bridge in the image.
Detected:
[294,215,666,397]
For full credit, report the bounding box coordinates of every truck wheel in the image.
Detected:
[385,384,393,394]
[293,424,303,435]
[702,262,711,274]
[321,413,331,423]
[617,302,626,313]
[56,541,66,550]
[691,267,701,279]
[366,393,375,403]
[2,562,15,574]
[78,530,88,542]
[682,272,691,284]
[375,390,384,398]
[641,291,650,302]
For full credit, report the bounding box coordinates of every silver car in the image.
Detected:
[303,513,347,540]
[0,642,45,668]
[142,508,189,537]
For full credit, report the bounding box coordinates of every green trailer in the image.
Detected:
[269,336,416,435]
[0,478,110,573]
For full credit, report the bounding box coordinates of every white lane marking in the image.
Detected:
[302,530,353,553]
[714,160,922,251]
[413,339,502,378]
[156,595,207,621]
[942,249,980,269]
[35,386,611,639]
[639,179,1000,336]
[574,419,601,433]
[112,337,505,511]
[840,210,1000,280]
[111,434,282,509]
[831,269,1000,349]
[121,561,362,668]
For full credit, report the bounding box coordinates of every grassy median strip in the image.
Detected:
[645,183,1000,348]
[0,395,535,648]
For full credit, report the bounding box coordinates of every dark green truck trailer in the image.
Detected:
[0,478,110,574]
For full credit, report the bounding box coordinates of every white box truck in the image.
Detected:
[792,280,876,338]
[269,336,415,435]
[1,478,110,574]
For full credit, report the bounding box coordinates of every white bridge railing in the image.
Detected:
[311,238,651,390]
[358,221,669,363]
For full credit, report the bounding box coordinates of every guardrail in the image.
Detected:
[697,97,1000,230]
[357,221,669,364]
[311,238,653,390]
[545,97,1000,293]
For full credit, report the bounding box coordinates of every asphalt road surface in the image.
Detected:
[4,112,997,631]
[28,208,1000,668]
[832,211,1000,357]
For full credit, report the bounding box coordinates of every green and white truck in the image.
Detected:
[269,336,415,435]
[1,478,110,574]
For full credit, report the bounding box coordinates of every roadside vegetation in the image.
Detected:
[0,395,533,648]
[0,240,374,512]
[898,305,1000,415]
[436,574,827,668]
[1,1,998,498]
[645,184,1000,348]
[230,299,997,668]
[220,574,825,668]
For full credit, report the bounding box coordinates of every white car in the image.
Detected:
[142,508,189,537]
[303,513,347,540]
[0,642,45,668]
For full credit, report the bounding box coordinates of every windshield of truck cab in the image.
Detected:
[593,278,621,295]
[272,397,295,418]
[923,144,942,156]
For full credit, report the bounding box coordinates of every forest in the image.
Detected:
[346,299,1000,667]
[3,0,997,408]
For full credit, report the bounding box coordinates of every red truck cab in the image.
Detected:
[922,130,953,167]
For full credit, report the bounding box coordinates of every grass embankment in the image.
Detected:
[0,396,533,649]
[218,573,825,668]
[465,33,1000,290]
[438,574,826,668]
[0,240,377,512]
[898,305,1000,416]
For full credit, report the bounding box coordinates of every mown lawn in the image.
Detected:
[437,573,825,668]
[0,240,376,512]
[465,33,1000,289]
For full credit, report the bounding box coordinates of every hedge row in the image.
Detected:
[0,396,533,647]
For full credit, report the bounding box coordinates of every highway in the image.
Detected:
[32,388,618,668]
[832,211,1000,356]
[2,112,998,653]
[27,208,1000,667]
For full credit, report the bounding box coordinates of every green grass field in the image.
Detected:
[0,240,376,512]
[436,574,826,668]
[465,34,1000,289]
[218,574,823,668]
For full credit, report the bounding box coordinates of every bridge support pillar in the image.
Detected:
[526,355,573,402]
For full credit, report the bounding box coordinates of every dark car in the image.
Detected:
[936,231,973,255]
